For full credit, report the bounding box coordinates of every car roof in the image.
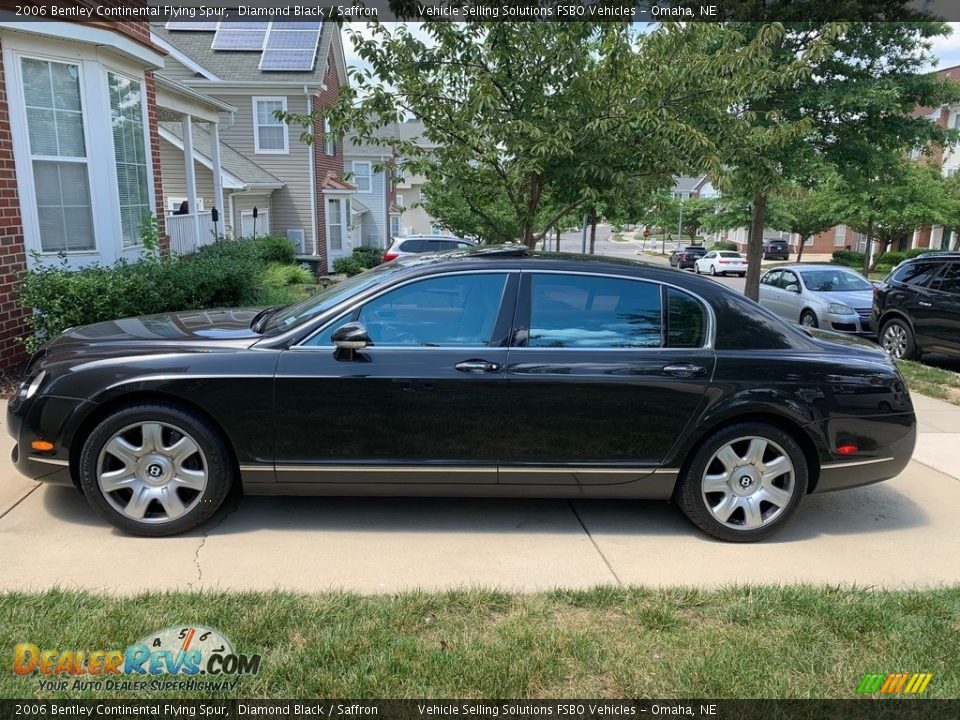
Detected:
[902,252,960,261]
[765,263,860,271]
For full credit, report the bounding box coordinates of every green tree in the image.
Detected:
[831,160,960,269]
[280,22,795,248]
[774,182,837,263]
[710,14,959,299]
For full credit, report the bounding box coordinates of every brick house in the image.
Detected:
[0,20,170,369]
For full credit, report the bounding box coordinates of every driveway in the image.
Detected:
[1,397,959,593]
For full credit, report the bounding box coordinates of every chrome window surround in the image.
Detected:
[291,268,716,352]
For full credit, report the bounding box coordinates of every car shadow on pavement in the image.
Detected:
[38,481,928,543]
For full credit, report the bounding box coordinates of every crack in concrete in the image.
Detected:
[191,494,242,588]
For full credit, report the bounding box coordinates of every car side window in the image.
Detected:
[781,271,799,292]
[704,252,715,259]
[761,270,782,287]
[399,239,426,253]
[426,239,454,252]
[667,288,707,348]
[527,274,661,348]
[934,264,960,295]
[307,273,508,347]
[893,261,942,287]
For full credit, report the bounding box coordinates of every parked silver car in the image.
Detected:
[382,235,477,262]
[759,264,876,335]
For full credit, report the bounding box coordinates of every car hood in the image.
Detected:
[809,289,873,309]
[42,308,263,357]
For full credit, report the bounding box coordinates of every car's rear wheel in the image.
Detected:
[79,403,235,536]
[880,318,918,360]
[710,265,717,276]
[674,422,808,542]
[800,310,818,328]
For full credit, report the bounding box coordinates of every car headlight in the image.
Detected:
[827,304,855,315]
[19,370,46,401]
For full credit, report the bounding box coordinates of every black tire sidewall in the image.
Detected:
[674,422,809,542]
[79,403,235,536]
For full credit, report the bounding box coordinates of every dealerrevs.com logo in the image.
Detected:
[13,625,261,692]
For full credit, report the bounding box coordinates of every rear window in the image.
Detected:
[719,252,741,258]
[767,241,787,248]
[399,239,429,253]
[667,288,707,348]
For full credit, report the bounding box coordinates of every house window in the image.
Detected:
[253,97,287,153]
[390,215,400,238]
[323,117,335,156]
[21,57,94,252]
[328,198,343,250]
[353,161,371,192]
[108,73,150,247]
[833,224,847,247]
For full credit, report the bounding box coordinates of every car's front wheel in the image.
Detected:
[710,265,717,276]
[79,403,235,536]
[800,310,818,328]
[674,422,808,542]
[880,318,918,360]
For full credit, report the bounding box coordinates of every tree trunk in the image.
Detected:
[589,211,597,255]
[743,194,767,302]
[861,216,874,278]
[796,235,808,263]
[555,227,560,252]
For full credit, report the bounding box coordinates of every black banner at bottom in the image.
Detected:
[1,700,959,720]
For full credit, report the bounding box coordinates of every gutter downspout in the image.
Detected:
[306,85,319,257]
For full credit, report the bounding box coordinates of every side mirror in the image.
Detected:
[332,322,371,350]
[787,285,800,294]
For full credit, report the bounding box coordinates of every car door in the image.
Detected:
[925,262,960,353]
[499,271,715,485]
[272,271,518,483]
[893,261,946,347]
[779,270,802,322]
[700,251,715,272]
[758,270,783,317]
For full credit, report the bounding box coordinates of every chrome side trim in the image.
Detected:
[821,457,895,469]
[266,465,678,474]
[29,456,69,466]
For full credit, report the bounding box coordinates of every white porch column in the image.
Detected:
[209,121,224,237]
[181,114,201,249]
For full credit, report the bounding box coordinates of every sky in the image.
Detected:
[341,21,960,75]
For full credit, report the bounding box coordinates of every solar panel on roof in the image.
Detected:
[211,22,270,51]
[259,22,322,71]
[165,21,220,31]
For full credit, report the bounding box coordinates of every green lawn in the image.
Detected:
[1,587,957,699]
[897,360,960,406]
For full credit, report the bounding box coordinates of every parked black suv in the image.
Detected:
[873,252,960,360]
[762,239,790,261]
[669,245,707,270]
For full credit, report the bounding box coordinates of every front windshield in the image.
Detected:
[799,269,873,292]
[262,262,402,332]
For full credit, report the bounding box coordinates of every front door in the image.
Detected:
[500,272,714,484]
[325,194,352,271]
[273,271,517,483]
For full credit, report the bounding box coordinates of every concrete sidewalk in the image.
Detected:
[1,395,959,593]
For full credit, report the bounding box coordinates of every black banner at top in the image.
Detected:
[1,0,958,23]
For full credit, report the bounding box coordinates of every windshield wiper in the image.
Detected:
[250,305,286,333]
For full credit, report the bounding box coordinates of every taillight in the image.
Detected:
[382,252,399,262]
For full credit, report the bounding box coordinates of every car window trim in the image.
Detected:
[291,269,519,350]
[509,269,715,351]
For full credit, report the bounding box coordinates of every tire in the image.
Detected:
[710,265,717,276]
[78,402,236,536]
[695,265,701,274]
[739,273,746,278]
[674,422,809,542]
[800,310,819,329]
[880,318,918,360]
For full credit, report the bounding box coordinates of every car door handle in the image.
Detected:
[663,363,706,378]
[918,301,932,307]
[455,360,501,374]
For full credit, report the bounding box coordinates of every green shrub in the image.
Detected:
[874,263,893,274]
[250,235,297,264]
[711,241,738,251]
[876,251,907,267]
[332,256,366,277]
[904,247,939,259]
[255,283,310,307]
[260,262,314,288]
[352,245,383,269]
[18,250,263,353]
[832,250,865,267]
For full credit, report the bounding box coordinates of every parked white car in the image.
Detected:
[694,251,747,277]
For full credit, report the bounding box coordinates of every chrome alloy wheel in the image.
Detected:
[97,422,208,524]
[800,313,817,327]
[881,323,908,359]
[701,436,795,530]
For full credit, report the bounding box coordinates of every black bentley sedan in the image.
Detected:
[8,247,916,541]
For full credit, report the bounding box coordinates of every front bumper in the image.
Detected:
[826,311,876,336]
[7,394,91,487]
